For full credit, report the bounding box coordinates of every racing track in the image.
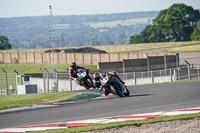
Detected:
[0,81,200,129]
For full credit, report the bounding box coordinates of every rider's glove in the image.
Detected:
[98,88,102,92]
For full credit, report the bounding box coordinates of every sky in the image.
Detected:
[0,0,199,18]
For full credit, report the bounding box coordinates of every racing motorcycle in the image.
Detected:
[76,69,94,89]
[99,72,130,97]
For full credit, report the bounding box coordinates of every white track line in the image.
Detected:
[0,107,200,132]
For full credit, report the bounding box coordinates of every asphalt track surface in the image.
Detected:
[0,81,200,129]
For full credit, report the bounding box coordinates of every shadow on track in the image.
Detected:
[127,94,155,98]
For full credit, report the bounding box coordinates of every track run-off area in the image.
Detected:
[0,81,200,132]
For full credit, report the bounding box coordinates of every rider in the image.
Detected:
[110,71,125,84]
[69,62,87,85]
[93,71,125,96]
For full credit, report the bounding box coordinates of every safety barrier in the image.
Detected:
[1,64,199,95]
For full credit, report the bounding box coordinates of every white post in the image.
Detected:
[151,70,154,84]
[134,72,136,85]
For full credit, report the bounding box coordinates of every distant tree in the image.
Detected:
[0,36,12,50]
[191,20,200,41]
[129,3,200,44]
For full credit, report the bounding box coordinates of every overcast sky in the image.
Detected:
[0,0,199,18]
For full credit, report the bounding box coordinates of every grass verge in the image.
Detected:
[0,92,79,110]
[32,113,200,133]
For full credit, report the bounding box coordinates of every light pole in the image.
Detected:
[49,5,56,70]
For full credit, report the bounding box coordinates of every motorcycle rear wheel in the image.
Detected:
[111,83,124,97]
[124,87,130,97]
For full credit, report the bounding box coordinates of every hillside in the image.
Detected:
[0,11,159,49]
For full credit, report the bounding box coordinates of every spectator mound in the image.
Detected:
[44,47,107,54]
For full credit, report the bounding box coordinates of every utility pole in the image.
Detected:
[49,5,57,92]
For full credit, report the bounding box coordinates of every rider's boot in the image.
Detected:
[104,89,110,96]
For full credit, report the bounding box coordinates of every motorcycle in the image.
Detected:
[99,72,130,97]
[76,69,94,89]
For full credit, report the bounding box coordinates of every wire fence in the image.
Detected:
[0,69,18,95]
[1,64,200,95]
[118,64,200,86]
[36,69,83,93]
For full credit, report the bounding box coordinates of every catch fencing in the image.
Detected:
[0,69,19,95]
[37,68,78,93]
[118,64,200,86]
[1,64,200,95]
[37,64,200,92]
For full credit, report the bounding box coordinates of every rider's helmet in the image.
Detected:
[93,72,100,81]
[112,71,118,76]
[70,62,77,70]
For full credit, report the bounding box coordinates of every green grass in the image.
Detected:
[94,41,200,53]
[166,43,200,53]
[32,113,200,133]
[0,64,97,75]
[0,92,79,110]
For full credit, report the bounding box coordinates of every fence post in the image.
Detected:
[53,68,58,92]
[134,72,136,85]
[13,69,18,94]
[188,65,191,80]
[44,68,49,92]
[164,54,167,75]
[151,70,154,83]
[40,68,46,93]
[70,78,72,91]
[122,61,126,80]
[174,69,177,81]
[176,53,179,67]
[170,68,172,82]
[66,68,73,91]
[2,69,8,95]
[147,56,150,76]
[131,68,136,85]
[147,66,154,83]
[185,60,191,80]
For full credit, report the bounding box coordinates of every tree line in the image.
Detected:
[129,4,200,44]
